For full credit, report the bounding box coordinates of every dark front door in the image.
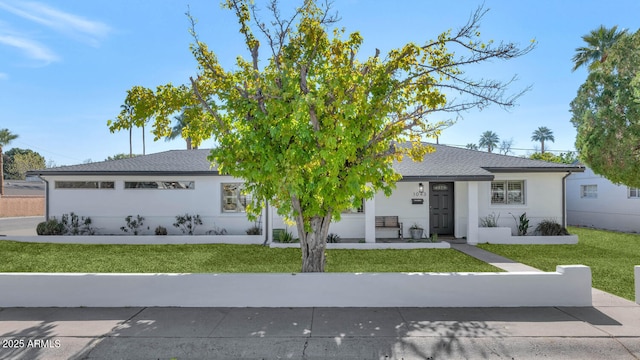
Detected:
[429,182,454,235]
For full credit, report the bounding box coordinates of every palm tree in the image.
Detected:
[478,131,499,153]
[165,112,197,150]
[572,25,627,72]
[531,126,555,154]
[465,143,479,150]
[0,128,18,196]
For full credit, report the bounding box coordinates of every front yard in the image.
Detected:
[0,241,498,273]
[480,226,640,301]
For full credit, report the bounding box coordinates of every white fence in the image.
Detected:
[0,265,592,307]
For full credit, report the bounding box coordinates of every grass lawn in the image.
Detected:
[0,241,499,273]
[479,226,640,301]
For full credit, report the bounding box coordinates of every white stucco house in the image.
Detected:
[29,144,583,244]
[567,166,640,233]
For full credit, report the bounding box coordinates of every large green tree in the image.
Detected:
[571,29,640,187]
[3,148,45,180]
[529,151,578,164]
[0,128,18,196]
[6,151,45,180]
[572,25,627,72]
[531,126,554,154]
[110,1,533,272]
[479,131,500,153]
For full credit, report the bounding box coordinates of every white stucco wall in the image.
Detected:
[375,182,429,238]
[567,168,640,233]
[42,175,256,235]
[42,172,569,240]
[477,173,567,236]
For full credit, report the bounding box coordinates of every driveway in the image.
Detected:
[0,216,43,236]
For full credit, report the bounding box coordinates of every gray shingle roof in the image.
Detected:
[29,145,583,179]
[395,144,583,180]
[30,149,217,176]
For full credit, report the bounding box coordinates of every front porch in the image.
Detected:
[268,181,481,245]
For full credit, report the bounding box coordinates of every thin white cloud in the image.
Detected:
[0,33,59,63]
[0,1,111,46]
[0,72,8,79]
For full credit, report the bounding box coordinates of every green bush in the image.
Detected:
[36,219,65,235]
[535,219,569,236]
[510,212,530,236]
[246,225,261,235]
[480,212,500,227]
[121,215,146,235]
[60,212,96,235]
[174,214,203,235]
[277,230,295,243]
[154,226,168,235]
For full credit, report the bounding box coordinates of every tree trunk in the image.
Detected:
[292,197,332,272]
[142,125,146,155]
[186,138,192,150]
[541,140,545,154]
[129,127,133,158]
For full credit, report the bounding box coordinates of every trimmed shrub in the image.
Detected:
[535,219,570,236]
[36,219,65,235]
[154,226,168,235]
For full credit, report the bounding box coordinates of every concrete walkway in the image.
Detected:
[1,235,640,358]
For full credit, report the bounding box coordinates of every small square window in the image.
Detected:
[222,183,251,213]
[629,187,640,199]
[580,185,597,198]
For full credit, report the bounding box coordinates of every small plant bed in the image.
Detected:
[479,226,640,301]
[0,241,500,273]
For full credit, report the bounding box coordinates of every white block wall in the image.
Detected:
[0,265,592,307]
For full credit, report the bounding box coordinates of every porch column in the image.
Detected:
[467,182,479,245]
[364,195,376,243]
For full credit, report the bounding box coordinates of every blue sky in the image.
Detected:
[1,0,638,166]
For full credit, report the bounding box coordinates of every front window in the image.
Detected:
[580,184,597,198]
[221,183,250,213]
[629,187,640,199]
[491,180,524,205]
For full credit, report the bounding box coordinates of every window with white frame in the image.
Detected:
[580,184,597,198]
[221,183,251,213]
[629,187,640,199]
[491,180,524,205]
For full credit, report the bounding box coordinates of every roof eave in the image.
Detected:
[484,167,585,173]
[399,175,495,182]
